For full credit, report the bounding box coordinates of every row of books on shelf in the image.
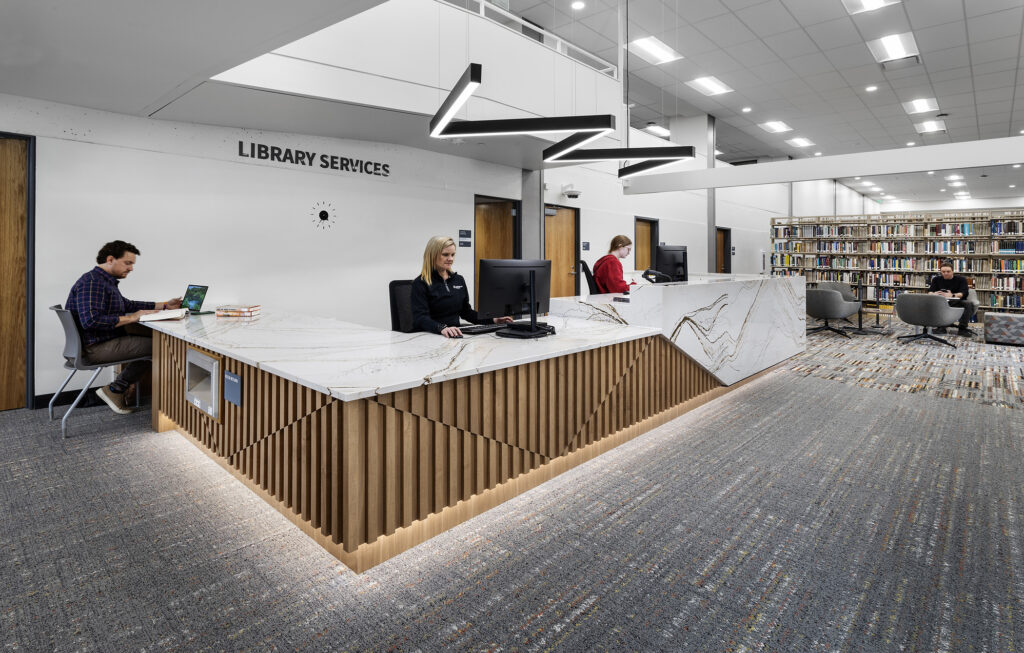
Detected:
[989,295,1024,308]
[774,241,1013,254]
[991,220,1024,234]
[772,255,993,272]
[772,224,993,239]
[993,240,1024,253]
[994,260,1024,272]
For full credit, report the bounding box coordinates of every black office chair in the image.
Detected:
[389,280,415,332]
[580,260,600,295]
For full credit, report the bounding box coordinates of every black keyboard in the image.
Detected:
[459,324,507,335]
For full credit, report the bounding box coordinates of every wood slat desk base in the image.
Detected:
[152,331,735,572]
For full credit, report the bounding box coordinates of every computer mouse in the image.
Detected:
[452,334,463,338]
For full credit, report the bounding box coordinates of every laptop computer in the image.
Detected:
[181,284,211,315]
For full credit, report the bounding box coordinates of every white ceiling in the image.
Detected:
[509,0,1024,174]
[0,0,386,116]
[5,0,1024,201]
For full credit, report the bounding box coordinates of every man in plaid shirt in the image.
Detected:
[66,240,181,414]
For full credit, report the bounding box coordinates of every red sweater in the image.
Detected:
[593,254,630,293]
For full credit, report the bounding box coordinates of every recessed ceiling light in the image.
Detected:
[927,171,934,175]
[854,176,861,180]
[866,33,920,63]
[571,1,585,9]
[945,174,963,181]
[948,181,965,187]
[1011,185,1017,189]
[865,85,878,92]
[758,121,793,133]
[741,107,752,113]
[628,36,683,65]
[906,141,916,146]
[940,188,946,192]
[885,194,895,199]
[686,76,733,96]
[1019,130,1024,135]
[861,181,873,186]
[915,119,946,134]
[645,123,671,138]
[902,98,938,115]
[786,137,814,147]
[871,186,883,191]
[814,152,822,156]
[1015,164,1022,168]
[840,0,901,15]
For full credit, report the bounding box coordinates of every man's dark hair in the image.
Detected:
[96,240,141,264]
[940,259,954,270]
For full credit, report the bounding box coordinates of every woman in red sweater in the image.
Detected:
[592,235,634,294]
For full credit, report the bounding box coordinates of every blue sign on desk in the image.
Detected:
[224,370,242,407]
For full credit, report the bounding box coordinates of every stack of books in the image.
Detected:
[216,304,261,318]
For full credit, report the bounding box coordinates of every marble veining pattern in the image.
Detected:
[551,276,806,385]
[145,312,660,401]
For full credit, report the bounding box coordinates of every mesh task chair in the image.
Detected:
[806,288,861,338]
[579,260,600,295]
[389,280,415,332]
[894,293,964,348]
[48,305,149,438]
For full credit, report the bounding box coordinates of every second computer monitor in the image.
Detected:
[477,259,552,320]
[654,245,688,282]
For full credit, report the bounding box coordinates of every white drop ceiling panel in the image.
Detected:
[805,18,864,50]
[915,21,969,53]
[694,13,759,46]
[736,1,801,37]
[780,0,849,25]
[903,0,964,29]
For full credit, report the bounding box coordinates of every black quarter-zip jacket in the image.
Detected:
[410,270,481,334]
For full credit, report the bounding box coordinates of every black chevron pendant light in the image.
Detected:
[429,63,694,178]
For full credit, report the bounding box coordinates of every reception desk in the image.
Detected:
[550,274,806,385]
[146,312,735,571]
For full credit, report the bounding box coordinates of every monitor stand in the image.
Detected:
[496,270,554,339]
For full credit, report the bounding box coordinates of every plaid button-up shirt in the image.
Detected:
[66,267,155,346]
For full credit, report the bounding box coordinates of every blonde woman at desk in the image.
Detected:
[593,235,635,294]
[411,236,513,338]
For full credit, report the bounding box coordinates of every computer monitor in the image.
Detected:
[477,259,552,338]
[654,245,688,282]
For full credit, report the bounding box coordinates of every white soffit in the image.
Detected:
[624,136,1024,193]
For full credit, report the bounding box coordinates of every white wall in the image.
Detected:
[215,0,624,142]
[2,93,520,396]
[543,129,710,277]
[792,180,835,216]
[716,183,789,274]
[882,197,1024,212]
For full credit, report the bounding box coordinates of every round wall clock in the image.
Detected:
[311,201,336,230]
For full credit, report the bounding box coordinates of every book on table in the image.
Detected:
[139,308,188,322]
[216,304,261,317]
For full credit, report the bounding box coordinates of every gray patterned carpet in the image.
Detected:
[2,340,1023,651]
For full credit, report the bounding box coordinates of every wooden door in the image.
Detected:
[474,200,515,306]
[545,206,576,297]
[716,228,730,274]
[0,139,27,410]
[635,219,653,270]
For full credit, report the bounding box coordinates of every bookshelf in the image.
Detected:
[770,209,1024,313]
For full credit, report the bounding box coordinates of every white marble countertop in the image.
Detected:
[144,311,660,402]
[551,275,806,386]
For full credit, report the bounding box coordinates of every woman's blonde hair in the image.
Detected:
[420,236,456,284]
[608,235,632,253]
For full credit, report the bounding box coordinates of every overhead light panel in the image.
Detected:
[915,119,946,134]
[841,0,901,15]
[759,121,792,133]
[945,174,963,181]
[902,98,938,115]
[786,137,814,147]
[742,107,752,113]
[628,36,683,65]
[927,171,934,175]
[861,181,874,186]
[571,1,585,9]
[948,181,965,187]
[686,76,733,96]
[645,124,671,138]
[866,32,919,63]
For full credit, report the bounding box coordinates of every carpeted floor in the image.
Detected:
[795,316,1024,408]
[2,335,1023,651]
